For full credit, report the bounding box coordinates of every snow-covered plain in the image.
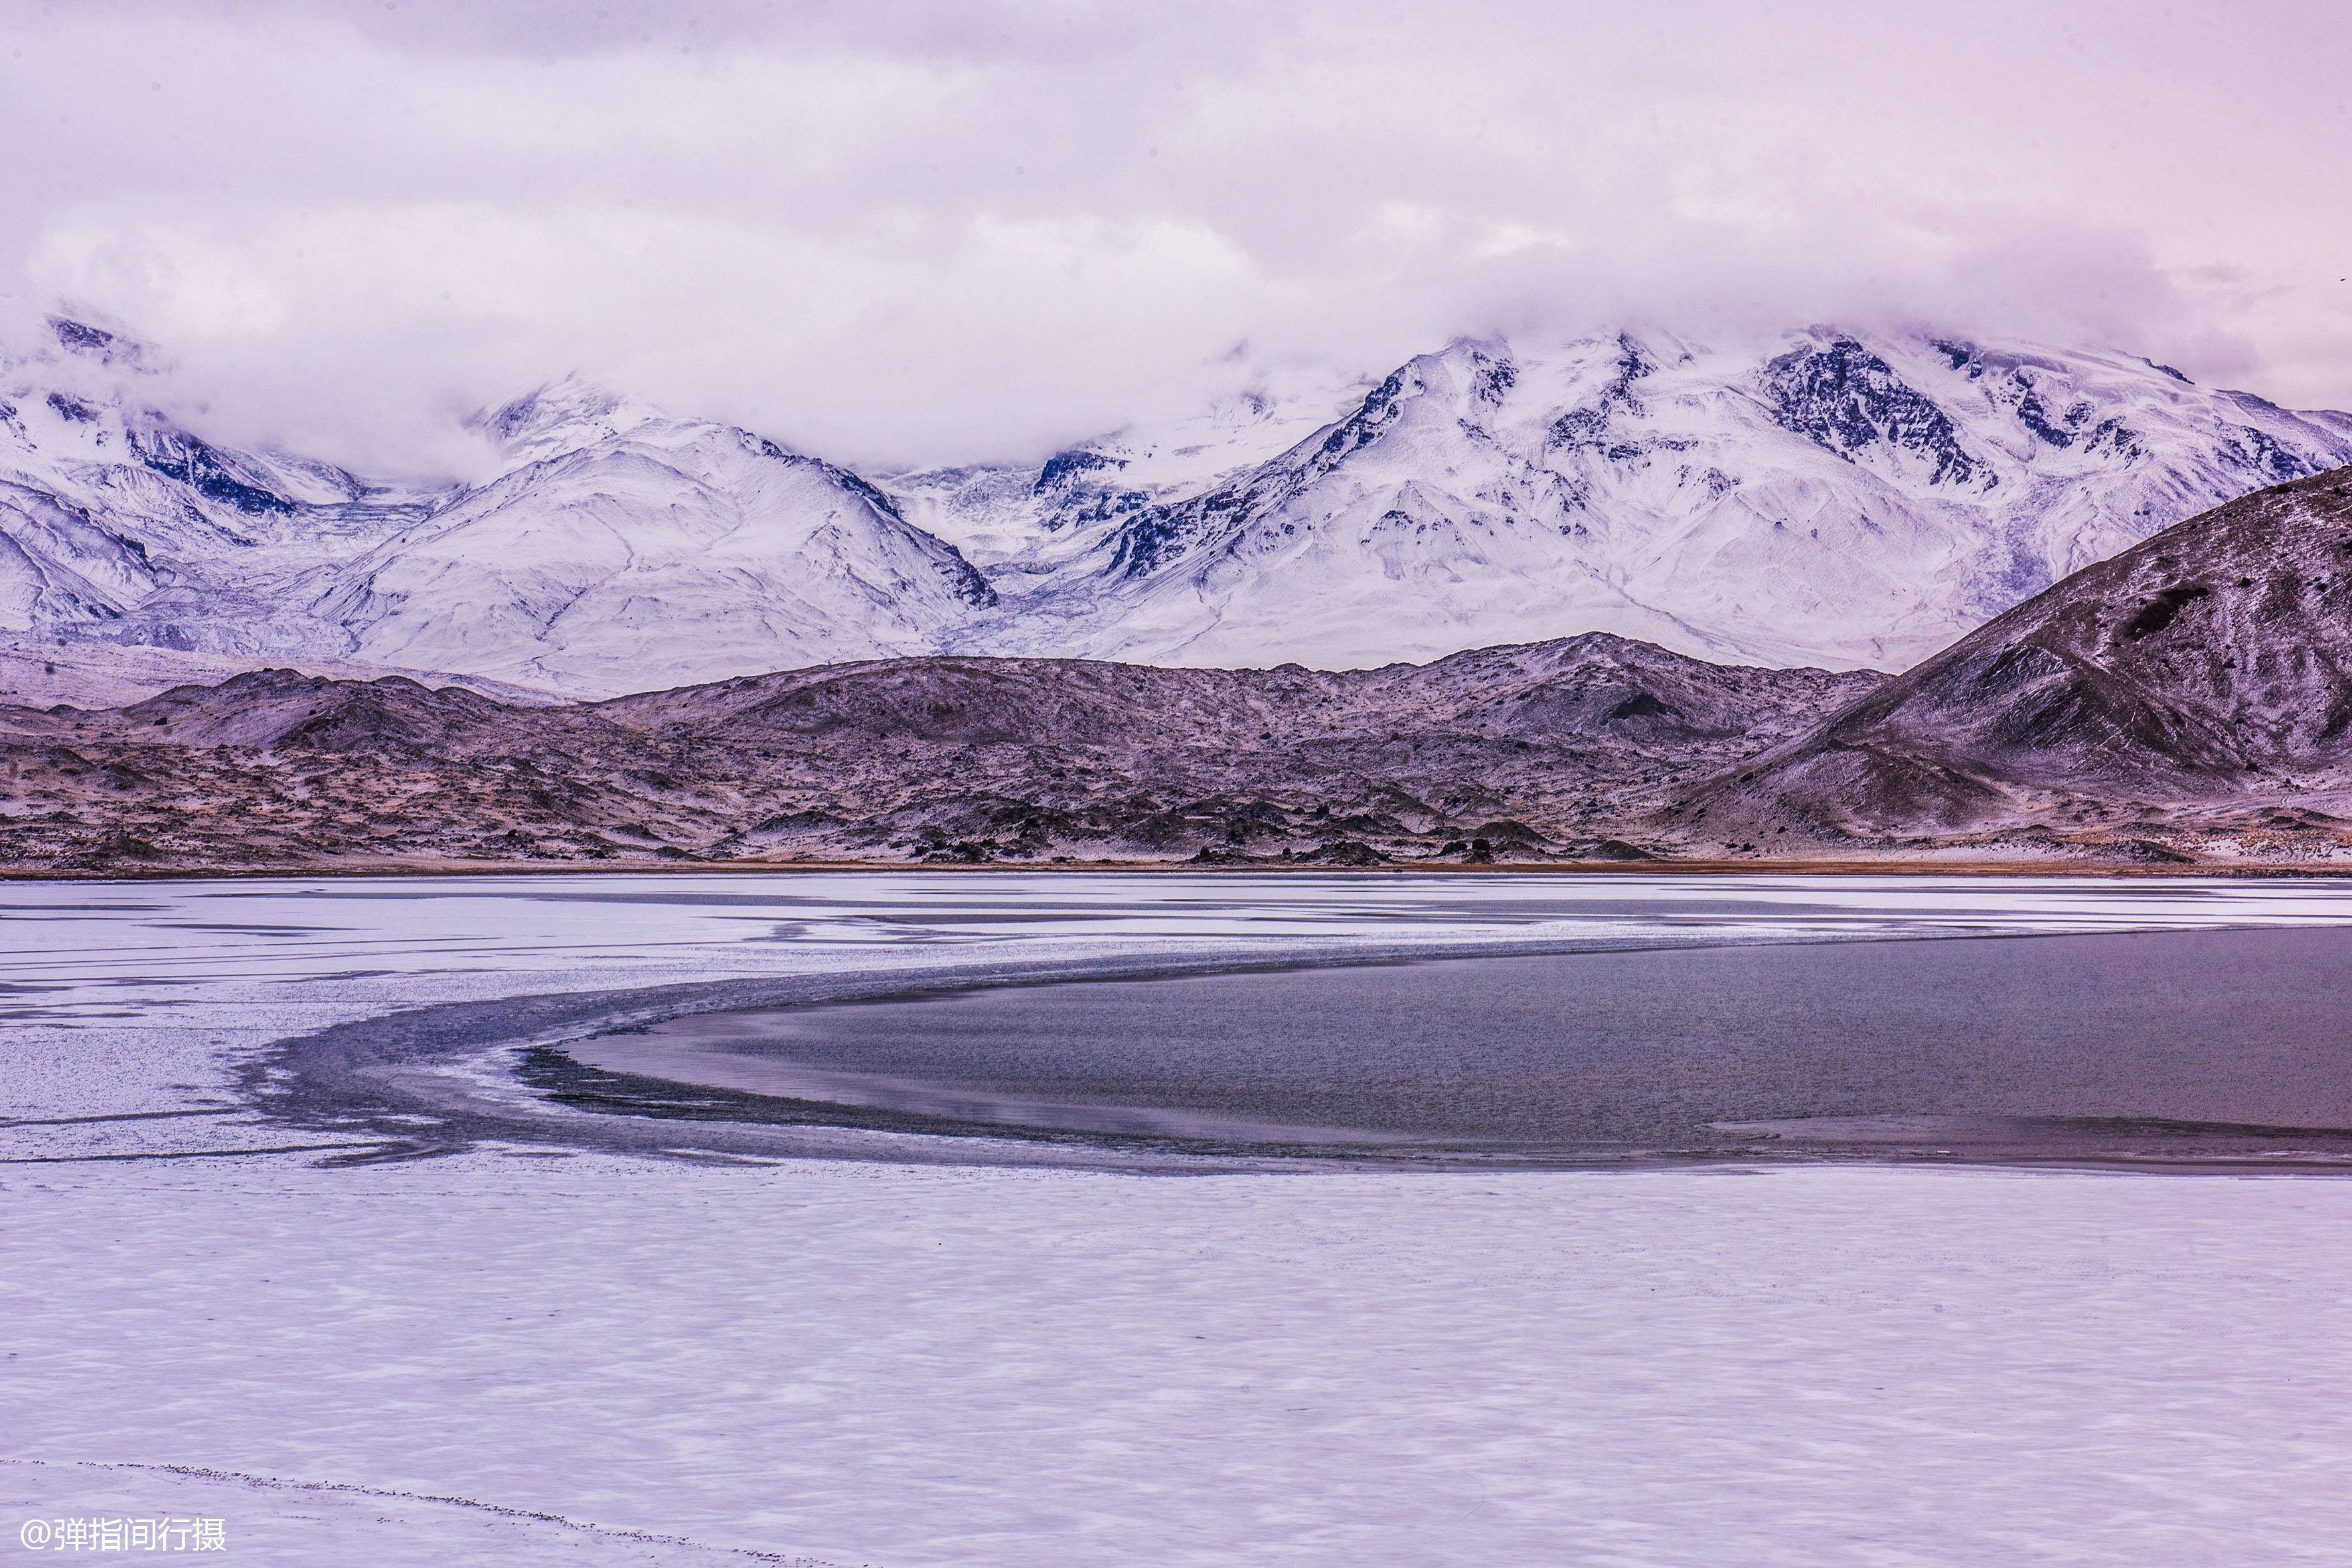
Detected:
[7,872,2352,1564]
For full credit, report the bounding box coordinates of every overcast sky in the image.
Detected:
[1,0,2346,473]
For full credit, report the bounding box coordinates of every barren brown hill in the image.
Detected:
[0,633,1876,872]
[1671,467,2352,861]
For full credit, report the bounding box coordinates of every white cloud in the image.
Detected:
[1,0,2345,473]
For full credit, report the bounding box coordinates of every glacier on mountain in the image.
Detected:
[3,315,2347,698]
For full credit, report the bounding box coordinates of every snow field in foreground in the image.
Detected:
[5,1156,2350,1567]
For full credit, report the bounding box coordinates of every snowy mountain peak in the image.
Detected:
[5,316,2352,696]
[475,374,672,465]
[288,376,998,691]
[0,319,390,637]
[969,325,2352,674]
[44,314,156,372]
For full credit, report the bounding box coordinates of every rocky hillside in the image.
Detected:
[0,634,1876,872]
[1672,466,2352,862]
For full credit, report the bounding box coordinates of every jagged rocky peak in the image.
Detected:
[1100,335,1517,579]
[1,313,368,530]
[1545,332,1662,455]
[1303,336,1514,454]
[1760,331,1983,487]
[1014,449,1149,540]
[1034,446,1125,495]
[884,356,1385,570]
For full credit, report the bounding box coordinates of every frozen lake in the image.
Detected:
[8,872,2352,1563]
[12,869,2352,1168]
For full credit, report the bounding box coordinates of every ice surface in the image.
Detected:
[11,871,2352,1154]
[8,873,2352,1563]
[8,1157,2352,1565]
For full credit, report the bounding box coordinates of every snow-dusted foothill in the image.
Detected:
[0,633,1878,872]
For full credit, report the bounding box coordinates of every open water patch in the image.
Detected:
[563,927,2352,1170]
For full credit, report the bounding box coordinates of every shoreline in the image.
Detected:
[23,873,2352,1178]
[7,855,2352,884]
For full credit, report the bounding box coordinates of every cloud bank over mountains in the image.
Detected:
[1,0,2345,475]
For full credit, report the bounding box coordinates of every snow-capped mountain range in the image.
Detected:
[4,314,2348,697]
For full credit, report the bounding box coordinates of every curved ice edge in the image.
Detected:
[238,921,2313,1174]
